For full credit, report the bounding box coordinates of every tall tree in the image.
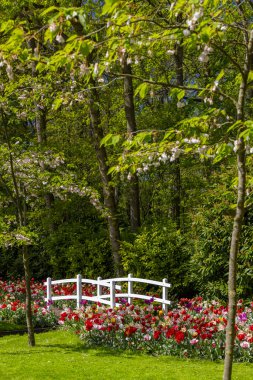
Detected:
[121,55,141,231]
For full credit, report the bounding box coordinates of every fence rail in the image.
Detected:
[44,274,171,312]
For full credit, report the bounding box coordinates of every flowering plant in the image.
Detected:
[0,278,57,328]
[59,297,253,362]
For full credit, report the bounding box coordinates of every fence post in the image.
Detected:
[128,273,133,305]
[110,280,115,308]
[46,277,52,310]
[97,276,102,303]
[162,278,168,313]
[76,274,82,309]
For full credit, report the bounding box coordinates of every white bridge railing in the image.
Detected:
[44,274,171,313]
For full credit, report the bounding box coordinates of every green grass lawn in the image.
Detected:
[0,329,252,380]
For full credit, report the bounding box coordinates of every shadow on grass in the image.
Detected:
[0,342,140,358]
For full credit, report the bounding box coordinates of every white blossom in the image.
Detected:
[80,63,89,75]
[49,23,57,32]
[56,34,65,44]
[184,137,200,144]
[166,50,175,55]
[183,29,191,37]
[233,140,240,153]
[93,62,99,75]
[199,53,209,63]
[6,65,13,80]
[192,9,203,22]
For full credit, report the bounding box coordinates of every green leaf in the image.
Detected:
[247,71,253,84]
[78,14,86,28]
[102,0,121,15]
[41,6,59,16]
[177,90,185,101]
[215,69,225,82]
[52,97,63,110]
[134,83,148,99]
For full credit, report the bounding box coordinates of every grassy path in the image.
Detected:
[0,330,252,379]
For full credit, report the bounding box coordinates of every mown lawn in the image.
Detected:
[0,329,252,380]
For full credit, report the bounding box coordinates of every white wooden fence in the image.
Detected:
[44,274,171,313]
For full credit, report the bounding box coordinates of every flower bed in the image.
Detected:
[59,297,253,362]
[1,279,253,362]
[0,278,57,328]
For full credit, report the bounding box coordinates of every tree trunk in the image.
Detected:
[223,30,253,380]
[122,56,141,232]
[22,245,35,346]
[88,81,123,275]
[223,140,245,379]
[2,116,35,346]
[172,38,183,229]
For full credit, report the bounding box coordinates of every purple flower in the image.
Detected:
[145,297,154,305]
[238,312,247,322]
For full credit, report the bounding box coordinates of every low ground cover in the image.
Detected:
[0,330,253,380]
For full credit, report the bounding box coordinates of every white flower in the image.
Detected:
[233,139,240,153]
[49,23,57,32]
[93,62,99,75]
[127,57,132,64]
[161,152,168,162]
[166,50,175,55]
[186,19,195,30]
[192,9,203,22]
[199,53,209,63]
[6,65,13,80]
[80,63,89,75]
[127,173,132,181]
[56,34,65,44]
[169,2,175,11]
[204,45,213,53]
[183,29,191,37]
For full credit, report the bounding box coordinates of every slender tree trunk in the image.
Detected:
[2,116,35,346]
[223,30,253,380]
[22,245,35,346]
[88,81,123,275]
[172,38,183,229]
[122,56,141,232]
